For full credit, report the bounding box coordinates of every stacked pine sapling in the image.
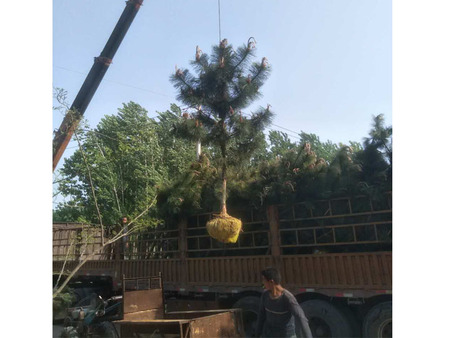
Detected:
[171,38,273,243]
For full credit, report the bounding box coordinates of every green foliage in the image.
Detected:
[54,101,195,226]
[53,288,76,314]
[53,83,391,226]
[363,114,392,165]
[267,131,297,158]
[326,146,363,196]
[254,143,328,204]
[232,116,391,206]
[298,132,340,163]
[157,153,219,223]
[53,200,85,223]
[356,114,392,195]
[154,104,198,176]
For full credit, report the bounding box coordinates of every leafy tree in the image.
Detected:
[54,101,194,226]
[154,104,198,176]
[170,38,273,229]
[298,132,340,163]
[267,131,297,158]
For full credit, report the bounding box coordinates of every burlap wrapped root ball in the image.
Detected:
[206,214,242,243]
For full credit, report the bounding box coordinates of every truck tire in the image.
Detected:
[362,301,392,338]
[338,305,361,337]
[233,296,260,338]
[301,299,353,337]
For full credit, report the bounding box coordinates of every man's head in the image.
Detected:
[261,267,282,288]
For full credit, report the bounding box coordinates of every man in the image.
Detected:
[255,267,312,338]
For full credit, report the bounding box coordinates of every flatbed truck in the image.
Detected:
[54,192,392,337]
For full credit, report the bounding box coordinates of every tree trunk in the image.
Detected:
[221,177,227,215]
[220,141,227,215]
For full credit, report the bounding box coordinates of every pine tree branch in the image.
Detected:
[229,46,252,76]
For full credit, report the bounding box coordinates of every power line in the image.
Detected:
[218,0,222,42]
[268,128,302,141]
[54,66,306,142]
[54,65,171,98]
[272,123,301,136]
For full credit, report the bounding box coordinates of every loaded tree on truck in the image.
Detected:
[54,110,392,337]
[54,190,392,338]
[54,113,392,337]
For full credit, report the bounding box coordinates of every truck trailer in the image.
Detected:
[53,192,392,337]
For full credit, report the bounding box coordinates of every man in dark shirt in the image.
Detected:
[255,267,312,338]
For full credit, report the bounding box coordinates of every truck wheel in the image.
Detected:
[338,305,361,337]
[301,299,353,337]
[233,296,260,338]
[362,301,392,338]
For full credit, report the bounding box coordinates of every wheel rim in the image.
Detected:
[378,319,392,338]
[309,317,332,338]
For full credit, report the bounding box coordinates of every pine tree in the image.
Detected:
[170,38,273,243]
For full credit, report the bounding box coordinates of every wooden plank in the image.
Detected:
[65,251,391,292]
[248,258,254,284]
[237,258,243,285]
[307,257,315,286]
[138,260,142,278]
[380,253,392,286]
[369,253,381,286]
[314,256,324,285]
[231,258,237,284]
[363,255,374,287]
[293,257,301,285]
[344,255,354,286]
[214,258,220,284]
[209,259,215,284]
[332,256,343,287]
[194,259,202,283]
[220,258,225,284]
[242,259,248,284]
[288,257,295,284]
[189,260,194,284]
[327,256,337,287]
[300,257,309,285]
[160,261,164,281]
[208,258,214,283]
[322,256,331,286]
[386,253,392,284]
[354,255,364,287]
[116,319,189,323]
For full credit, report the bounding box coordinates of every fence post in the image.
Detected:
[267,205,282,271]
[114,224,122,262]
[178,217,188,285]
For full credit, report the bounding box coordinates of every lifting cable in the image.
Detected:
[218,0,222,42]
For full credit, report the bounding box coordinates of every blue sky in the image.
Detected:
[53,0,391,170]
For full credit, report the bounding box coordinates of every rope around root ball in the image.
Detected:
[206,213,242,243]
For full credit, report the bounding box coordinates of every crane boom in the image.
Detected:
[53,0,144,171]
